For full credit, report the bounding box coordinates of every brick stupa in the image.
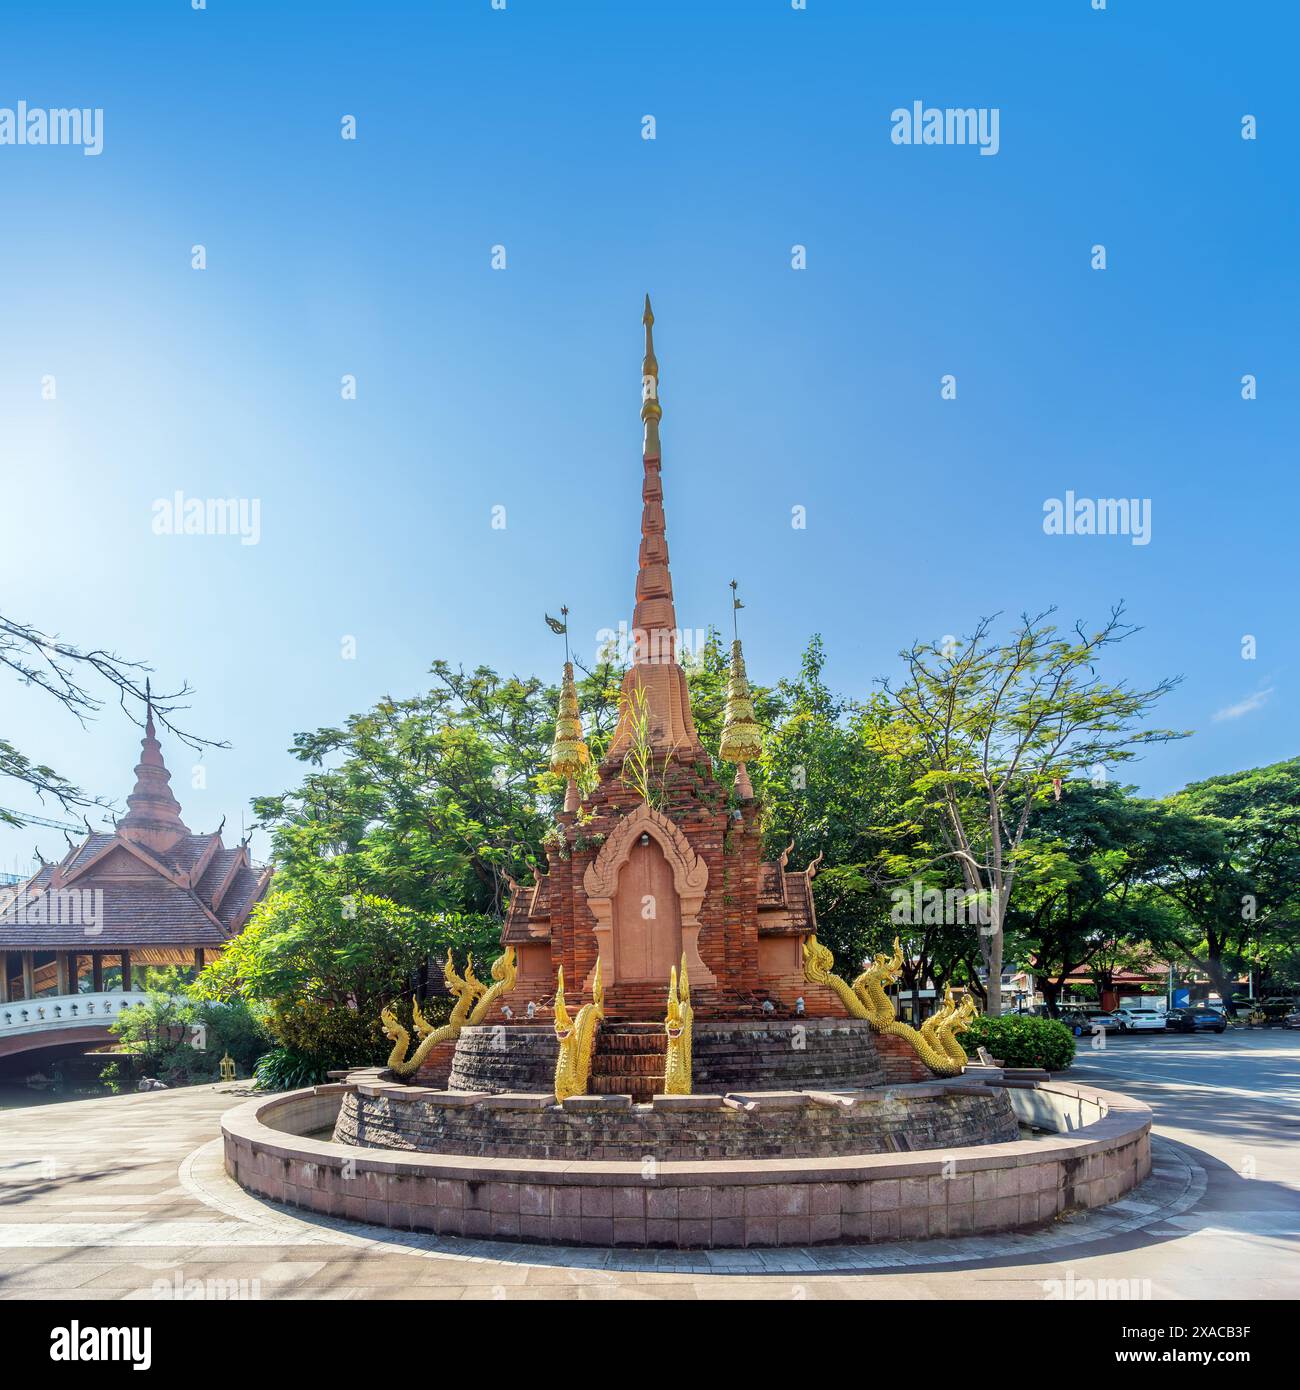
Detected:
[497,299,847,1024]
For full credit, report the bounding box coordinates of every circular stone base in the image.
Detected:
[221,1077,1154,1249]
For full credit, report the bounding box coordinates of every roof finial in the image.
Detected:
[720,589,762,802]
[550,658,590,815]
[119,680,189,851]
[607,296,703,759]
[641,293,661,457]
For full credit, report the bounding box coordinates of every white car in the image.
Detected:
[1114,1007,1166,1033]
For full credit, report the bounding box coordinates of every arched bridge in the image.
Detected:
[0,991,147,1061]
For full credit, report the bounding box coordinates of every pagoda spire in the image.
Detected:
[719,583,763,801]
[609,296,702,759]
[632,293,678,664]
[641,293,661,460]
[550,659,590,814]
[118,681,189,852]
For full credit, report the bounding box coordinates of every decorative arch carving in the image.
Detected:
[582,803,716,990]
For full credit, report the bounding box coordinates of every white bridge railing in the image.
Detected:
[0,991,149,1037]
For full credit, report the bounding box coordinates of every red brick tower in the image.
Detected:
[500,299,846,1022]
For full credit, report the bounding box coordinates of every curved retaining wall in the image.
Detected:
[447,1019,886,1094]
[332,1079,1017,1160]
[222,1077,1152,1249]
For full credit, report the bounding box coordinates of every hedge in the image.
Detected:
[957,1014,1076,1071]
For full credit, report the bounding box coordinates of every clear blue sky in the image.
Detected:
[0,0,1295,874]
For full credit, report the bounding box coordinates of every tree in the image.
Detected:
[875,606,1184,1014]
[0,612,222,827]
[1005,782,1176,1015]
[195,876,499,1067]
[1155,759,1300,1003]
[758,636,909,975]
[107,969,269,1085]
[252,661,569,919]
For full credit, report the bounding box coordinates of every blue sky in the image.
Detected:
[0,0,1295,873]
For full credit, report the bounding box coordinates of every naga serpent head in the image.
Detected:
[462,955,485,999]
[442,948,468,998]
[553,966,574,1042]
[802,935,835,983]
[490,945,517,985]
[665,956,691,1040]
[380,1006,403,1043]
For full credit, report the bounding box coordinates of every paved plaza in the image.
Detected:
[0,1030,1294,1300]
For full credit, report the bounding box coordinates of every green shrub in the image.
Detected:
[957,1014,1075,1071]
[252,1047,330,1092]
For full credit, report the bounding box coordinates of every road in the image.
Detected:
[0,1030,1295,1300]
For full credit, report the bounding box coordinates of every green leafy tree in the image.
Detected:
[758,636,909,975]
[875,606,1185,1014]
[1154,758,1300,1003]
[107,969,269,1085]
[1005,782,1178,1015]
[195,879,498,1068]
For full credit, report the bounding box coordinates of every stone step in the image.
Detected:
[589,1023,671,1102]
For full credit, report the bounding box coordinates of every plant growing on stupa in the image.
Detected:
[616,684,681,810]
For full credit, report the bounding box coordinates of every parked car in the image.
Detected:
[1060,1009,1121,1037]
[1284,1010,1300,1031]
[1164,1007,1227,1034]
[1114,1006,1167,1033]
[1260,997,1298,1026]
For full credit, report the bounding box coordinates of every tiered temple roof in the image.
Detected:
[0,704,270,953]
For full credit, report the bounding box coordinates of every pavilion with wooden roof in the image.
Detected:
[0,702,270,1003]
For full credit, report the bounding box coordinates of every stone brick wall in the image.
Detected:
[871,1032,936,1085]
[691,1019,886,1091]
[331,1081,1019,1160]
[446,1024,556,1092]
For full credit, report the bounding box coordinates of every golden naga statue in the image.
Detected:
[553,960,605,1102]
[802,934,966,1078]
[920,983,978,1069]
[467,944,517,1025]
[802,935,873,1020]
[663,955,693,1094]
[382,949,480,1078]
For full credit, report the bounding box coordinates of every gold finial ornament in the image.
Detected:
[719,590,762,798]
[550,661,590,812]
[719,639,763,764]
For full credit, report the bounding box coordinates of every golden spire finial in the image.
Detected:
[550,658,589,812]
[641,293,661,455]
[720,589,763,801]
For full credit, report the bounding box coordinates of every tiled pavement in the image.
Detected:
[0,1031,1296,1299]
